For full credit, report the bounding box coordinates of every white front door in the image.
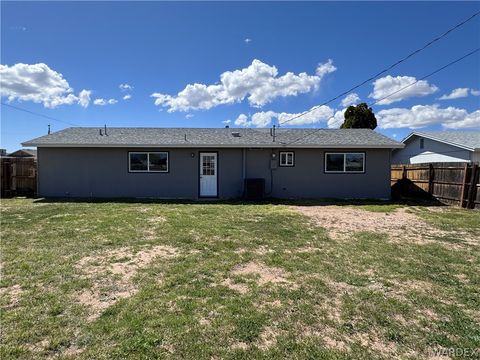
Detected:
[199,152,218,197]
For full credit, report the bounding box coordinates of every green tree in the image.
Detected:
[340,103,377,129]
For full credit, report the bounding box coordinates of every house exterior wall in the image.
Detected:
[37,147,392,199]
[472,150,480,163]
[392,136,472,164]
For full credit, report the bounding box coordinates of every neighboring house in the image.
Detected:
[22,127,403,199]
[392,131,480,164]
[7,149,37,158]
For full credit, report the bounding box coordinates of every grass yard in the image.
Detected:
[1,199,479,359]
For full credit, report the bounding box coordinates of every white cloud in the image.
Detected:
[119,83,133,91]
[185,114,194,119]
[78,90,91,108]
[439,88,470,100]
[443,111,480,129]
[340,93,360,107]
[0,63,90,108]
[93,98,118,106]
[369,75,438,105]
[244,38,252,44]
[222,119,231,124]
[123,94,132,100]
[315,59,336,77]
[251,111,278,127]
[151,59,336,112]
[327,108,347,128]
[377,104,480,129]
[234,106,334,128]
[471,89,480,96]
[234,114,250,127]
[277,105,334,126]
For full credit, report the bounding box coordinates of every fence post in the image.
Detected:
[459,162,469,208]
[466,164,478,209]
[402,165,407,180]
[428,163,434,195]
[11,162,17,192]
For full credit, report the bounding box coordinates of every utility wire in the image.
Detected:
[368,48,480,107]
[282,47,480,146]
[1,102,80,127]
[278,10,480,126]
[1,11,478,133]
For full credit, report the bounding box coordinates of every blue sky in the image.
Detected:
[1,1,479,152]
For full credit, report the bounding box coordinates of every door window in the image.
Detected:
[202,155,215,175]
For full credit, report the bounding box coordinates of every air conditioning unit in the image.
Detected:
[244,178,265,200]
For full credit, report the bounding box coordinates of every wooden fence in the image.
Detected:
[391,162,480,209]
[0,157,37,197]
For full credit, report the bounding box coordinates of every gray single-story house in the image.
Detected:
[392,131,480,165]
[22,127,403,200]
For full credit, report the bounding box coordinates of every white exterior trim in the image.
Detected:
[279,151,294,166]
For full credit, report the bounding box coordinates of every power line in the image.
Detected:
[278,10,480,126]
[0,102,80,127]
[369,47,480,107]
[282,47,480,146]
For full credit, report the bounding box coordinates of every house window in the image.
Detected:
[420,138,424,149]
[129,152,168,172]
[325,153,365,173]
[279,151,294,167]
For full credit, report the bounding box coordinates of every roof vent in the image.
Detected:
[231,131,241,137]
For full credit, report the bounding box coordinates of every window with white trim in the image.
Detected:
[279,151,294,167]
[325,152,365,173]
[129,152,168,172]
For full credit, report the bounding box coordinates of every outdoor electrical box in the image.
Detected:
[270,159,278,169]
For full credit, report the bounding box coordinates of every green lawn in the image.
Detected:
[1,199,479,359]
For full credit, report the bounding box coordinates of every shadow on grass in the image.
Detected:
[31,196,445,208]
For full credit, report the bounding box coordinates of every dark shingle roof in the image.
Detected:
[22,127,403,148]
[7,149,37,157]
[404,131,480,151]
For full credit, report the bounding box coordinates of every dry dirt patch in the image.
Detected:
[0,284,23,308]
[220,262,295,294]
[232,261,293,287]
[296,277,439,358]
[75,245,178,320]
[146,215,167,223]
[292,206,465,244]
[221,278,249,294]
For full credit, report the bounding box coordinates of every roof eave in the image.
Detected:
[402,132,476,152]
[21,142,404,149]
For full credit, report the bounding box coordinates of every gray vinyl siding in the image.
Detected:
[392,136,472,164]
[37,147,392,199]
